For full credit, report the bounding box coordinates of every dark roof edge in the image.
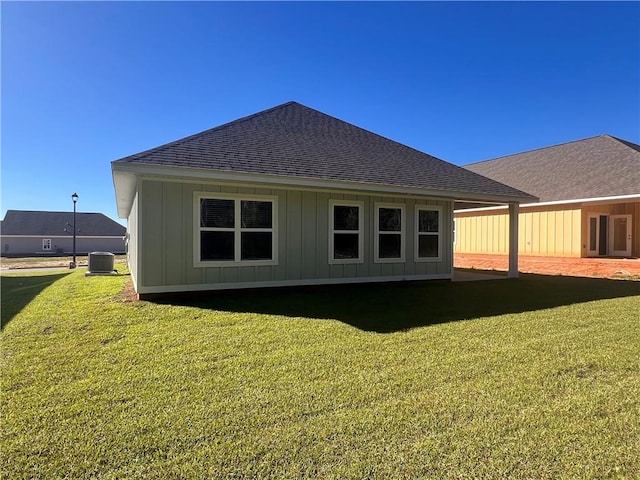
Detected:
[609,135,640,153]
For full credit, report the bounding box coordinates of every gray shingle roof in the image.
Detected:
[464,135,640,203]
[113,101,534,202]
[1,210,126,236]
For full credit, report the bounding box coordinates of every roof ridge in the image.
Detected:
[465,134,610,167]
[604,134,640,155]
[5,209,108,215]
[292,102,451,165]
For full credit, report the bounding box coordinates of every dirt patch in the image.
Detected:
[118,278,139,302]
[455,254,640,280]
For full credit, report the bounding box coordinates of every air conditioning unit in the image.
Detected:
[86,252,117,276]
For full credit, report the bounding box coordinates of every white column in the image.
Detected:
[508,203,519,278]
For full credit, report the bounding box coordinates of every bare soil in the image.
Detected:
[118,278,139,302]
[455,253,640,280]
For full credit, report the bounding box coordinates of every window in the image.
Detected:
[375,204,405,262]
[329,200,363,264]
[42,239,52,251]
[195,193,277,266]
[415,206,441,261]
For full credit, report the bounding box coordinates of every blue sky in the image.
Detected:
[2,1,638,224]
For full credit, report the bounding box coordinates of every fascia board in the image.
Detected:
[455,193,640,213]
[136,272,453,294]
[112,162,537,205]
[566,193,640,206]
[112,167,138,219]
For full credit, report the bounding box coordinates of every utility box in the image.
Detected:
[86,252,117,276]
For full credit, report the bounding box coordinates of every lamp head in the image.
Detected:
[72,192,79,203]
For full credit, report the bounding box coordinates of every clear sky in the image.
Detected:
[2,1,639,224]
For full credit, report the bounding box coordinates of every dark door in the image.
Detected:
[598,215,608,256]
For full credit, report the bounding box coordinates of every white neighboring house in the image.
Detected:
[1,210,126,257]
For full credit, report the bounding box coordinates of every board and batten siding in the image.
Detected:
[582,201,640,257]
[134,179,453,293]
[455,204,582,257]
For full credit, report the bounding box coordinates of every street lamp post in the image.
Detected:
[70,193,79,269]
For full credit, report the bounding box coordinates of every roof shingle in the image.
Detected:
[464,135,640,203]
[1,211,126,237]
[113,101,535,202]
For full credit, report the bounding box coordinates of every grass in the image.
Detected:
[1,272,71,328]
[1,269,639,479]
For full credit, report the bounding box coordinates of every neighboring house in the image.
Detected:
[112,101,535,296]
[1,210,126,257]
[454,135,640,258]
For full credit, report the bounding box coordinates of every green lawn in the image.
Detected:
[1,269,639,479]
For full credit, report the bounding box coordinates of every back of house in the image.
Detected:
[112,101,535,297]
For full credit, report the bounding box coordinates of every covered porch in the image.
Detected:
[454,201,522,278]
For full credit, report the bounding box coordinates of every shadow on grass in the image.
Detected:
[151,274,640,333]
[1,273,70,329]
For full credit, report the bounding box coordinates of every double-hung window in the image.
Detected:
[375,204,405,262]
[196,193,277,266]
[329,200,363,264]
[415,206,442,261]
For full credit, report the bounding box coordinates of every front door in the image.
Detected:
[609,215,632,257]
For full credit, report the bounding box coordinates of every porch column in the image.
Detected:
[508,202,519,278]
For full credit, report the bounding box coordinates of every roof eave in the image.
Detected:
[112,162,537,206]
[112,165,138,219]
[456,193,640,213]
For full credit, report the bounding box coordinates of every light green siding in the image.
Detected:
[135,179,453,293]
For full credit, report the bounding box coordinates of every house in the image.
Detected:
[111,102,535,297]
[454,135,640,258]
[1,210,126,257]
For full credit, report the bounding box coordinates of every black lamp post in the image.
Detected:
[70,192,79,269]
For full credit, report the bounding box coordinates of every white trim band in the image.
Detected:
[454,193,640,214]
[137,273,453,294]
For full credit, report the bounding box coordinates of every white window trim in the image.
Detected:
[42,239,52,251]
[329,199,364,265]
[415,205,442,262]
[194,192,278,267]
[374,203,405,263]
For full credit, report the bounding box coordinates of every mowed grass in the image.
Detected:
[1,269,639,479]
